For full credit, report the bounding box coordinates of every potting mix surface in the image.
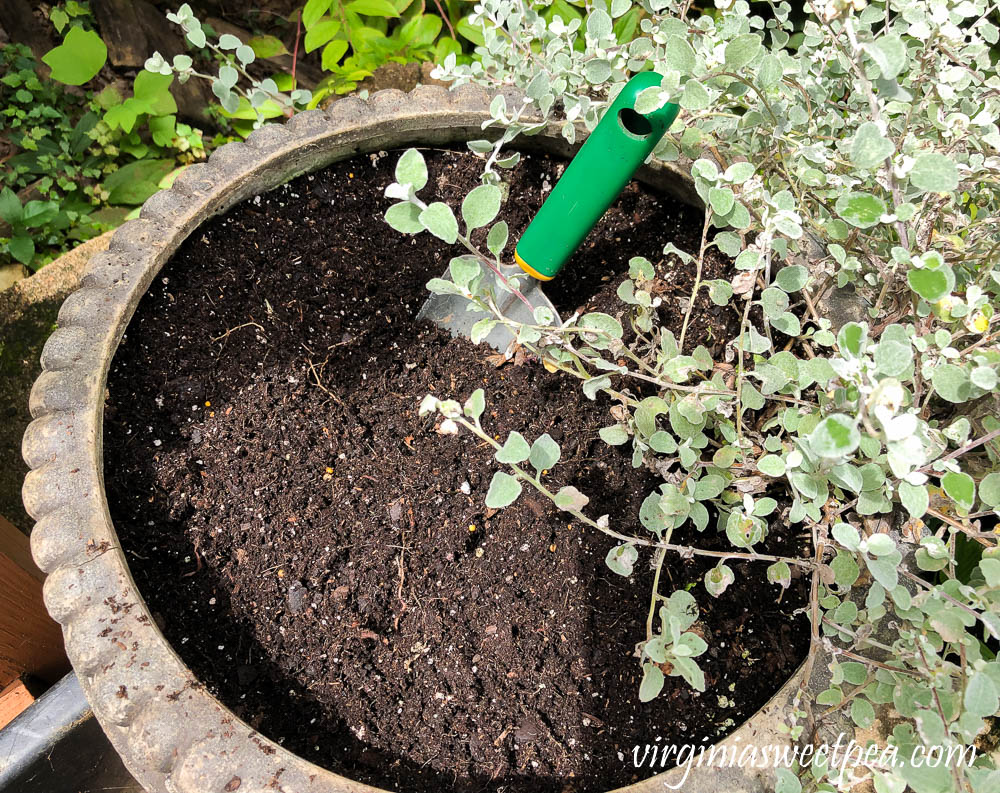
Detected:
[104,149,809,792]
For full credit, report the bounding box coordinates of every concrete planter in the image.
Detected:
[23,86,835,793]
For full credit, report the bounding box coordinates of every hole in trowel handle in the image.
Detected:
[618,108,653,139]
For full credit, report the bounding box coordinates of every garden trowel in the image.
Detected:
[418,71,679,352]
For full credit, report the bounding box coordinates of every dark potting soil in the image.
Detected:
[104,149,810,793]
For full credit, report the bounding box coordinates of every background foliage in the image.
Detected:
[1,0,480,271]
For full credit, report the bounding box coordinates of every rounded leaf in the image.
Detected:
[495,431,530,464]
[965,672,999,717]
[638,663,664,702]
[724,34,762,70]
[850,122,894,169]
[835,192,886,229]
[599,426,629,446]
[554,486,590,512]
[384,202,423,234]
[606,543,638,576]
[979,473,1000,509]
[909,153,959,194]
[705,564,735,597]
[898,481,929,519]
[584,59,612,83]
[907,267,954,302]
[767,561,791,589]
[486,221,509,256]
[809,414,861,458]
[941,471,975,512]
[774,264,808,292]
[529,434,560,473]
[395,149,428,191]
[461,184,501,231]
[419,202,458,244]
[832,522,860,551]
[932,364,971,403]
[485,471,522,509]
[578,312,623,339]
[851,698,875,728]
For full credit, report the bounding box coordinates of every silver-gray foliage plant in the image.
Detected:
[147,4,312,127]
[386,0,1000,790]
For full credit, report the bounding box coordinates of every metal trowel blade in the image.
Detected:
[417,263,561,352]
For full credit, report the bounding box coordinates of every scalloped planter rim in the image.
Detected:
[23,85,816,793]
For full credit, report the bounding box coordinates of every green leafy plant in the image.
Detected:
[41,25,106,86]
[1,30,206,270]
[48,2,95,36]
[299,0,473,101]
[387,0,1000,789]
[0,188,65,267]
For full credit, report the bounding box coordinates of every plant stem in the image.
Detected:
[646,546,667,642]
[899,568,997,638]
[678,210,712,352]
[291,10,302,89]
[450,415,813,569]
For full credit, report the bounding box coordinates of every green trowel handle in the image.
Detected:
[514,72,678,282]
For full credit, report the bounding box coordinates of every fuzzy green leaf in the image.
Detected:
[694,474,726,500]
[851,121,894,169]
[965,672,999,718]
[851,698,875,728]
[495,432,531,464]
[586,8,613,40]
[809,414,860,458]
[461,184,502,231]
[606,543,638,576]
[932,364,971,403]
[463,389,485,420]
[979,473,1000,509]
[395,149,428,191]
[663,35,696,72]
[529,434,560,473]
[484,471,522,509]
[774,264,808,292]
[638,662,664,702]
[907,267,955,302]
[725,34,762,70]
[599,426,629,446]
[831,550,860,588]
[680,79,710,110]
[487,221,509,256]
[419,202,459,244]
[384,202,423,234]
[832,522,860,551]
[941,471,975,512]
[910,153,959,194]
[874,339,913,377]
[449,256,480,289]
[835,192,886,229]
[898,481,929,519]
[868,34,906,80]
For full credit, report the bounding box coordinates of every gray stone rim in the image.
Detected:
[22,85,812,793]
